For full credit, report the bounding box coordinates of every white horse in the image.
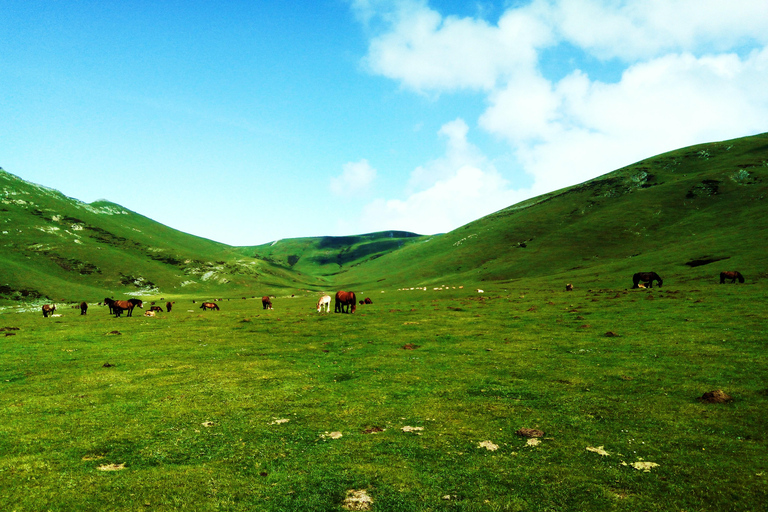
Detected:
[316,295,331,313]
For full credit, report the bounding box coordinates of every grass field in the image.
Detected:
[2,281,766,511]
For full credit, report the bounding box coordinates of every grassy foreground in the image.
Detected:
[1,282,766,511]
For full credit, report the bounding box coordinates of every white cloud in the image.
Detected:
[360,119,531,234]
[363,1,553,92]
[351,0,768,234]
[330,159,378,196]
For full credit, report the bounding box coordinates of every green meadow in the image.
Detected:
[2,133,768,510]
[1,282,766,511]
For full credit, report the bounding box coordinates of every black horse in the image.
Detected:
[720,271,745,284]
[632,272,663,288]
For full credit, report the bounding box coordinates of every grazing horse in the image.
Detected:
[80,301,88,315]
[42,304,56,317]
[166,301,173,312]
[335,291,357,314]
[364,297,373,304]
[262,296,273,310]
[632,272,663,289]
[112,299,143,317]
[149,306,163,312]
[200,302,220,311]
[720,271,745,284]
[316,295,331,313]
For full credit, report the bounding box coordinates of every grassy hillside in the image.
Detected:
[336,133,768,290]
[0,170,310,302]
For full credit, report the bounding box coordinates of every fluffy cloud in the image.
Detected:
[360,119,530,234]
[350,0,768,234]
[330,159,378,196]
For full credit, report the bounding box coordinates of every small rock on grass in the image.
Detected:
[515,428,544,438]
[698,389,733,403]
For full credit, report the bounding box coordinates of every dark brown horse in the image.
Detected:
[632,272,663,288]
[149,306,163,312]
[720,271,745,284]
[200,302,220,311]
[42,304,56,317]
[335,291,357,313]
[80,302,88,315]
[262,296,272,310]
[112,299,143,317]
[166,301,173,312]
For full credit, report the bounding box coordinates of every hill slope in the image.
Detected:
[334,132,768,290]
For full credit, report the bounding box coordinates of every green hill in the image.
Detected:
[333,132,768,290]
[2,132,767,303]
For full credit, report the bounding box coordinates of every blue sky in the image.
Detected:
[2,0,767,245]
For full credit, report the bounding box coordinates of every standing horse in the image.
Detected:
[42,304,56,317]
[104,297,115,314]
[335,291,357,314]
[112,298,143,317]
[262,296,273,310]
[200,302,220,311]
[316,295,331,313]
[632,272,663,288]
[720,271,745,284]
[80,302,88,315]
[166,301,173,312]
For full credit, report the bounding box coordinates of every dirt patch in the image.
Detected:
[102,363,115,368]
[478,440,499,451]
[586,446,610,456]
[105,331,121,336]
[343,489,373,511]
[362,426,385,434]
[516,428,544,438]
[698,389,733,403]
[604,331,619,337]
[402,343,420,350]
[97,463,126,471]
[0,327,19,331]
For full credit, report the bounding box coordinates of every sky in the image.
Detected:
[2,0,767,246]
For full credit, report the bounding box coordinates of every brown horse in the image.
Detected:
[42,304,56,317]
[262,296,273,310]
[200,302,220,311]
[166,301,173,312]
[80,302,88,315]
[720,271,745,284]
[632,272,663,288]
[149,306,163,312]
[112,299,143,317]
[335,291,357,313]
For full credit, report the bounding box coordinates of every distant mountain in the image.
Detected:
[2,131,766,302]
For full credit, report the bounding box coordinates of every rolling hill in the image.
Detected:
[2,131,767,303]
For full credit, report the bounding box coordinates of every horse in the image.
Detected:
[565,284,573,292]
[112,298,143,317]
[166,302,173,312]
[200,302,220,311]
[80,302,88,315]
[262,296,273,310]
[316,295,331,313]
[720,271,745,284]
[632,272,663,288]
[42,304,56,317]
[363,297,373,304]
[104,297,115,314]
[149,306,163,312]
[335,291,357,314]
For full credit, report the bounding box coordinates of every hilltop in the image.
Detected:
[2,131,767,303]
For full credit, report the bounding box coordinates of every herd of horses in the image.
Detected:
[40,272,746,318]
